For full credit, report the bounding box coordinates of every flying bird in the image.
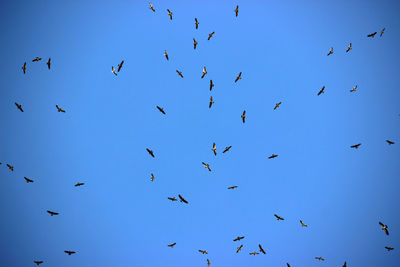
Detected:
[367,32,377,38]
[209,96,214,108]
[156,106,166,114]
[75,182,84,187]
[111,66,118,76]
[168,242,176,248]
[274,102,282,110]
[164,50,169,60]
[117,60,124,72]
[350,143,361,149]
[315,257,325,261]
[350,85,358,92]
[300,220,308,227]
[178,194,188,204]
[149,2,155,12]
[236,244,243,253]
[317,86,325,95]
[223,146,232,153]
[274,214,284,220]
[56,105,65,113]
[259,244,266,254]
[47,58,51,70]
[64,250,76,255]
[15,102,24,112]
[209,80,214,91]
[195,18,199,29]
[167,9,173,20]
[201,66,207,78]
[211,143,217,156]
[208,32,215,40]
[233,236,244,242]
[24,177,34,183]
[47,210,59,216]
[379,222,389,235]
[327,47,333,56]
[380,28,385,37]
[6,164,14,171]
[346,43,352,53]
[146,148,155,158]
[241,110,246,123]
[386,140,395,145]
[207,258,211,266]
[150,173,155,182]
[268,154,278,159]
[385,246,394,251]
[22,62,26,74]
[34,261,44,266]
[234,5,239,17]
[287,264,291,267]
[343,262,347,267]
[199,250,208,254]
[176,70,184,78]
[249,252,259,255]
[168,197,177,201]
[202,162,211,172]
[32,57,42,62]
[193,38,198,49]
[228,186,238,189]
[235,72,242,82]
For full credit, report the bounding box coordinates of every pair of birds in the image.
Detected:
[111,60,124,76]
[379,222,394,251]
[168,194,188,204]
[211,143,231,155]
[367,28,386,38]
[351,140,395,149]
[14,103,65,113]
[22,57,51,74]
[327,43,353,56]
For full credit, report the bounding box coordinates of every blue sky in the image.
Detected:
[0,0,399,266]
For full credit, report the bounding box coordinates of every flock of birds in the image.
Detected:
[2,2,397,266]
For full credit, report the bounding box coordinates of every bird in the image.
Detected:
[327,47,333,56]
[202,162,211,172]
[300,220,308,227]
[236,244,243,253]
[178,194,188,204]
[274,214,284,220]
[209,96,214,108]
[22,62,26,74]
[207,259,211,266]
[164,50,169,60]
[199,250,208,254]
[317,86,325,95]
[315,257,325,261]
[75,182,85,187]
[34,261,44,265]
[350,143,361,149]
[385,246,394,251]
[111,66,118,76]
[32,57,42,62]
[56,105,65,113]
[193,38,198,49]
[211,143,217,156]
[167,9,173,20]
[379,222,389,235]
[386,140,395,145]
[168,242,176,248]
[149,2,155,12]
[47,58,51,70]
[208,32,215,40]
[346,43,352,53]
[241,110,246,123]
[268,154,278,159]
[343,262,347,267]
[64,250,76,255]
[201,66,207,78]
[367,32,377,38]
[249,252,259,255]
[47,210,59,216]
[24,177,34,183]
[234,5,239,17]
[259,244,266,254]
[287,264,291,267]
[209,80,214,91]
[168,197,177,201]
[6,164,14,171]
[380,28,385,37]
[228,186,238,189]
[176,70,184,78]
[150,173,155,182]
[15,102,24,112]
[235,72,242,83]
[156,106,166,114]
[274,102,282,110]
[146,148,155,158]
[195,18,199,29]
[350,85,358,92]
[233,236,244,241]
[117,60,124,72]
[223,146,232,153]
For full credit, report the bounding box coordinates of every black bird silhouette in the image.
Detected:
[201,66,207,78]
[274,214,284,220]
[117,60,124,72]
[287,264,291,267]
[22,62,26,74]
[15,102,24,112]
[164,50,169,60]
[268,154,278,159]
[34,261,43,265]
[156,106,166,114]
[75,182,85,187]
[149,3,155,12]
[385,246,394,251]
[64,250,76,255]
[350,85,358,92]
[178,194,188,204]
[209,80,214,91]
[367,32,377,38]
[193,38,198,49]
[379,222,389,235]
[259,244,266,254]
[32,57,42,62]
[168,242,176,248]
[150,173,155,182]
[56,105,65,113]
[241,110,246,123]
[223,146,232,153]
[168,197,177,201]
[233,236,244,241]
[208,32,215,40]
[274,102,282,110]
[350,143,361,149]
[317,86,325,95]
[228,186,238,189]
[236,244,243,253]
[327,47,333,56]
[195,18,199,29]
[300,220,308,227]
[209,96,214,108]
[386,140,395,145]
[235,72,242,83]
[343,262,347,267]
[346,43,352,53]
[6,164,14,171]
[167,9,173,20]
[207,259,211,266]
[111,66,118,76]
[24,177,34,183]
[234,5,239,17]
[47,58,51,70]
[380,28,385,37]
[199,249,208,254]
[146,148,155,158]
[315,257,325,261]
[211,143,217,156]
[202,162,211,172]
[176,70,184,78]
[47,210,59,216]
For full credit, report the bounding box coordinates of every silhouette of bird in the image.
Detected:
[315,257,325,261]
[380,28,385,37]
[386,140,395,145]
[199,250,208,254]
[75,182,84,187]
[156,106,166,114]
[317,86,325,95]
[287,264,291,267]
[201,66,207,78]
[241,110,246,123]
[32,57,42,62]
[150,173,155,182]
[259,244,266,254]
[146,148,155,158]
[168,242,176,248]
[223,146,232,153]
[234,5,239,17]
[207,258,211,266]
[176,70,184,78]
[56,105,65,113]
[34,261,44,265]
[164,50,169,60]
[149,2,155,12]
[211,143,217,155]
[268,154,278,159]
[111,66,118,76]
[274,102,282,110]
[167,9,173,20]
[346,43,352,53]
[274,214,284,220]
[64,250,76,255]
[15,102,23,112]
[6,164,14,171]
[22,62,26,74]
[195,18,199,29]
[350,143,361,149]
[47,58,51,70]
[168,197,177,201]
[209,80,214,91]
[235,72,242,83]
[343,262,347,267]
[209,96,214,108]
[233,236,244,241]
[117,60,124,72]
[208,32,215,40]
[350,85,358,92]
[193,38,198,49]
[228,186,238,189]
[24,177,34,183]
[236,244,243,253]
[178,194,188,204]
[300,220,308,227]
[327,47,333,56]
[47,210,59,216]
[202,162,211,172]
[379,222,389,235]
[249,252,259,255]
[385,246,394,251]
[367,32,377,38]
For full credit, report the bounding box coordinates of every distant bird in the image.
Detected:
[380,28,385,37]
[343,262,347,267]
[235,72,242,83]
[32,57,42,62]
[274,102,282,110]
[315,257,325,261]
[199,250,208,255]
[379,222,389,235]
[176,70,184,78]
[223,146,232,153]
[156,106,166,114]
[195,18,199,29]
[233,236,244,242]
[317,86,325,96]
[241,110,246,123]
[201,66,207,78]
[385,246,394,251]
[236,244,243,253]
[22,62,26,74]
[178,194,188,204]
[64,250,76,255]
[300,220,308,227]
[34,261,43,266]
[193,38,198,49]
[56,105,65,113]
[146,148,155,158]
[208,32,215,40]
[164,50,169,60]
[202,162,211,172]
[386,140,395,145]
[24,177,34,183]
[168,197,177,201]
[287,264,291,267]
[350,143,361,149]
[111,66,118,76]
[167,9,173,20]
[168,242,176,248]
[209,80,214,91]
[47,210,59,216]
[207,258,211,266]
[211,143,217,155]
[327,47,333,56]
[346,43,352,53]
[209,96,214,108]
[149,2,155,12]
[259,244,266,254]
[350,85,358,92]
[117,60,124,72]
[234,5,239,17]
[15,102,24,112]
[367,32,377,38]
[6,164,14,171]
[150,173,155,182]
[268,154,278,159]
[228,186,238,190]
[47,58,51,70]
[274,214,284,220]
[249,252,259,255]
[75,182,84,187]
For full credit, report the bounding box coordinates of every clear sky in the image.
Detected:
[0,0,399,266]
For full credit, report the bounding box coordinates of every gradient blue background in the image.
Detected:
[1,0,399,266]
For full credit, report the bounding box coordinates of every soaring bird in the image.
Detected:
[164,50,169,60]
[6,164,14,171]
[268,154,278,159]
[249,252,259,255]
[367,32,377,38]
[117,60,124,72]
[208,32,215,40]
[150,173,155,182]
[47,210,59,216]
[199,250,208,254]
[22,62,26,74]
[300,220,308,227]
[75,182,85,187]
[236,244,243,253]
[32,57,42,62]
[274,214,284,220]
[223,146,232,153]
[233,236,244,242]
[209,96,214,108]
[47,58,51,70]
[167,9,173,20]
[24,177,34,183]
[176,70,184,78]
[350,85,358,92]
[149,2,155,12]
[193,38,198,49]
[156,106,166,114]
[202,162,211,172]
[327,47,333,56]
[385,246,394,251]
[34,261,44,265]
[343,262,347,267]
[379,222,389,235]
[207,258,211,266]
[211,143,217,156]
[317,86,325,95]
[15,102,24,112]
[201,66,207,78]
[168,242,176,248]
[178,194,188,204]
[346,43,352,53]
[241,110,246,123]
[274,102,282,110]
[209,80,214,91]
[56,105,65,113]
[259,244,266,254]
[380,28,385,37]
[235,72,242,83]
[146,148,155,158]
[386,140,395,145]
[111,66,118,76]
[234,5,239,17]
[168,197,177,201]
[350,143,361,149]
[64,250,76,255]
[287,264,291,267]
[195,18,199,29]
[315,257,325,261]
[228,186,238,189]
